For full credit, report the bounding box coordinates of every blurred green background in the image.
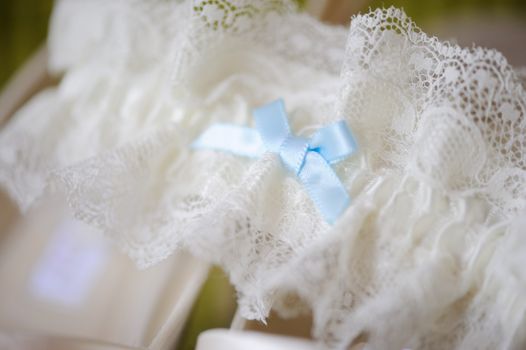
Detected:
[1,0,525,90]
[0,0,53,89]
[0,0,524,349]
[368,0,526,21]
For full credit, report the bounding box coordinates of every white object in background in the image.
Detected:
[196,329,317,350]
[30,218,110,306]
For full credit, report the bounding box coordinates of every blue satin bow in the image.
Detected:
[192,99,357,224]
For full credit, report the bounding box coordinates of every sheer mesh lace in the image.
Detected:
[1,2,526,349]
[337,8,526,218]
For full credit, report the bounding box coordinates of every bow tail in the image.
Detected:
[297,152,350,224]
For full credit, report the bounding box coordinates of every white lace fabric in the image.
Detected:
[1,1,526,349]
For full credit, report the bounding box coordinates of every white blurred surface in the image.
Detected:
[196,329,317,350]
[0,194,208,350]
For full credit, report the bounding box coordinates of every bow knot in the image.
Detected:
[193,99,358,224]
[279,135,309,175]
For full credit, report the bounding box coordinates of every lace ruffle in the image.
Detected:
[1,2,526,349]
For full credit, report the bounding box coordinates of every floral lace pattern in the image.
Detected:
[338,8,526,218]
[1,2,526,349]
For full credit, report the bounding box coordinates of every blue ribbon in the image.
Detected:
[192,99,357,224]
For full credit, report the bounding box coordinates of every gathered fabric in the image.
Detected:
[192,98,358,223]
[1,1,526,349]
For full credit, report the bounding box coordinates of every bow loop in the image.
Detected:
[253,99,290,152]
[309,120,357,163]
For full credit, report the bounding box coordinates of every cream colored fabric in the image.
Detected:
[1,1,525,349]
[0,195,208,349]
